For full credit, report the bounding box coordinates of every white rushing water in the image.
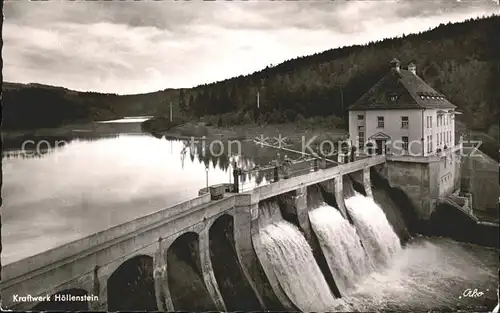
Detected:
[309,203,374,295]
[345,193,401,268]
[255,202,340,312]
[336,237,499,311]
[253,194,497,312]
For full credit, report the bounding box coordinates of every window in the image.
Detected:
[426,117,429,128]
[377,116,384,128]
[430,116,432,128]
[357,115,364,120]
[427,135,433,153]
[358,131,365,149]
[444,157,447,168]
[402,136,409,152]
[401,116,409,129]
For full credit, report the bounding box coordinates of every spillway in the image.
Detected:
[309,203,374,295]
[251,192,496,312]
[345,193,401,268]
[253,201,339,312]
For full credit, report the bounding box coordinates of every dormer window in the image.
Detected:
[389,95,398,102]
[420,96,425,100]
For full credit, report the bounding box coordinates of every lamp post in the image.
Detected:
[205,164,209,191]
[228,157,232,184]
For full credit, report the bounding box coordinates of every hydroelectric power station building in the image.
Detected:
[348,58,463,220]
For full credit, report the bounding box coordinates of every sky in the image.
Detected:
[4,0,499,95]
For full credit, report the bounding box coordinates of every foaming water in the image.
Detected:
[254,202,340,312]
[309,203,374,295]
[335,237,498,311]
[345,193,401,268]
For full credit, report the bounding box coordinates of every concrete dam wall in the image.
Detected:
[22,172,409,312]
[3,155,497,312]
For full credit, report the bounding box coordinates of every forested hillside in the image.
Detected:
[2,83,180,129]
[2,15,499,131]
[181,15,499,130]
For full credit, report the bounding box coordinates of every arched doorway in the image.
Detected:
[107,255,157,311]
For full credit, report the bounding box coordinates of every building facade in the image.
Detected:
[347,58,463,217]
[348,58,458,157]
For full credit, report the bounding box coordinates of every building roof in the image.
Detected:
[348,61,456,111]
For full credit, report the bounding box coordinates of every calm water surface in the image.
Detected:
[2,118,267,264]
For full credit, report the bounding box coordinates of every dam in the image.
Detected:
[2,59,498,311]
[1,150,498,312]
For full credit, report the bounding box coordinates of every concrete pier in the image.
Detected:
[363,167,373,198]
[334,176,348,219]
[199,227,226,311]
[279,187,312,243]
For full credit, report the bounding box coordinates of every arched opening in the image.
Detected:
[31,288,89,311]
[278,191,302,227]
[371,185,411,244]
[107,255,157,311]
[370,168,418,238]
[317,182,354,225]
[167,232,217,311]
[317,182,339,211]
[342,175,357,199]
[209,214,262,310]
[347,173,367,197]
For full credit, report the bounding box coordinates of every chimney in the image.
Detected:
[390,58,401,72]
[408,63,416,75]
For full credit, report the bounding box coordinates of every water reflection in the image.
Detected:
[2,127,292,264]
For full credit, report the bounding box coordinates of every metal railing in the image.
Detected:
[237,157,338,193]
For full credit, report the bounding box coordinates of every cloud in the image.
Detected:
[3,0,499,94]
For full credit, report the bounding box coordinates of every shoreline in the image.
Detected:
[160,122,349,148]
